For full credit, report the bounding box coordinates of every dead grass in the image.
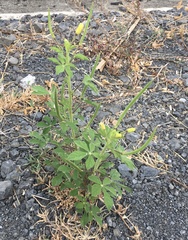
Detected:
[0,87,48,115]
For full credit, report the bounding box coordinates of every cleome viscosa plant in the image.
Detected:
[30,6,157,226]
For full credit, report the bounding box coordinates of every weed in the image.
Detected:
[30,5,156,227]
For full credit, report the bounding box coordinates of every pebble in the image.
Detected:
[140,166,160,178]
[169,138,181,151]
[118,164,137,179]
[0,181,13,200]
[126,132,140,142]
[183,79,188,87]
[8,56,19,65]
[113,228,122,237]
[1,160,16,178]
[0,34,16,46]
[32,21,44,33]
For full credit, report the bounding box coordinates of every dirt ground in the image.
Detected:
[0,0,187,14]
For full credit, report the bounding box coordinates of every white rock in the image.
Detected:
[20,74,36,89]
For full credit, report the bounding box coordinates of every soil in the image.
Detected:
[0,2,188,240]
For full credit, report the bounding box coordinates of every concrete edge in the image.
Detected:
[0,7,174,20]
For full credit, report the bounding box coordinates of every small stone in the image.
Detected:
[1,160,16,178]
[6,169,20,182]
[10,149,20,158]
[113,228,122,237]
[106,216,113,227]
[0,149,7,158]
[169,183,174,190]
[179,98,186,103]
[0,180,13,200]
[126,132,140,142]
[11,140,20,148]
[169,139,181,151]
[20,74,36,89]
[32,22,44,33]
[8,56,19,65]
[30,111,43,121]
[119,75,130,84]
[54,14,64,23]
[183,79,188,87]
[0,34,16,46]
[18,24,28,32]
[140,166,160,178]
[118,164,137,179]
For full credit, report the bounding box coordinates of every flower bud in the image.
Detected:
[99,122,106,130]
[76,23,84,35]
[126,128,136,133]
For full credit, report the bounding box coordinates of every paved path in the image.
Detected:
[0,0,185,13]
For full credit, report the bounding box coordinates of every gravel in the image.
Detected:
[0,6,188,240]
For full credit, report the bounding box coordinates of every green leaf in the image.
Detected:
[89,142,95,152]
[103,190,114,211]
[115,79,153,128]
[104,186,116,196]
[58,165,71,173]
[57,53,66,63]
[91,183,102,197]
[70,189,78,196]
[50,46,62,53]
[74,140,89,151]
[56,65,65,75]
[75,202,84,210]
[32,85,49,95]
[74,53,89,61]
[86,155,95,170]
[110,169,121,181]
[103,177,112,186]
[67,151,87,161]
[30,131,45,141]
[48,9,55,39]
[64,38,71,52]
[94,215,102,226]
[36,121,48,128]
[48,57,61,65]
[51,173,63,186]
[121,156,136,170]
[88,175,102,184]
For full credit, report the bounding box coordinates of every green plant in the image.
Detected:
[30,6,157,226]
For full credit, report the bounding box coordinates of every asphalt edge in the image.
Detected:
[0,7,173,20]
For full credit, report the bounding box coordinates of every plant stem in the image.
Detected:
[94,142,109,173]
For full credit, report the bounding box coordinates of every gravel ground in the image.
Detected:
[0,5,188,240]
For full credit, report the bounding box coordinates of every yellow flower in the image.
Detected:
[75,23,84,35]
[126,128,136,133]
[99,122,106,130]
[110,129,123,139]
[114,132,123,138]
